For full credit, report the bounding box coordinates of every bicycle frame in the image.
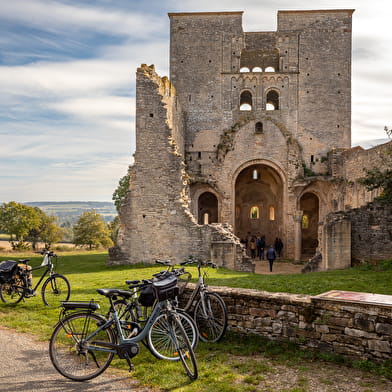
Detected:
[65,300,166,356]
[29,263,52,292]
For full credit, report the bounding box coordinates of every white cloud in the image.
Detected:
[0,0,166,38]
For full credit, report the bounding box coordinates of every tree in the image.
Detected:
[108,215,120,243]
[73,210,114,249]
[359,127,392,205]
[112,173,130,212]
[0,201,41,249]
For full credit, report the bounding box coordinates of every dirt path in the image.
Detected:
[255,259,303,274]
[0,326,154,392]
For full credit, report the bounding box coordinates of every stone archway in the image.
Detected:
[234,164,283,246]
[198,192,218,224]
[300,192,319,258]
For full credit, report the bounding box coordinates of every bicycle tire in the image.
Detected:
[41,274,71,306]
[169,313,198,380]
[194,291,228,343]
[49,312,115,381]
[147,310,198,361]
[0,278,25,304]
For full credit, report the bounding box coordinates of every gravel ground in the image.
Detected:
[0,326,155,392]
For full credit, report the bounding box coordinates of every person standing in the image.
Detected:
[274,237,283,258]
[249,237,257,259]
[256,235,266,260]
[266,245,277,272]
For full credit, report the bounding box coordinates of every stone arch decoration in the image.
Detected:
[233,160,286,246]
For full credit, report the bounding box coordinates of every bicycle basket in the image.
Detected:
[0,260,18,284]
[152,275,179,302]
[138,284,155,307]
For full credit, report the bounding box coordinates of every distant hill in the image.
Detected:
[25,201,117,225]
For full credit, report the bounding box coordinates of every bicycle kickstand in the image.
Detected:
[124,354,134,372]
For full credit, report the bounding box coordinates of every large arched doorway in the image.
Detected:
[235,164,283,246]
[300,192,319,258]
[198,192,218,224]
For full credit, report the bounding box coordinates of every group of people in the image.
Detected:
[240,234,284,272]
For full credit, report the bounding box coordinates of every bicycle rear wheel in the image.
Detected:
[41,274,70,306]
[49,312,115,381]
[169,313,198,380]
[147,310,198,360]
[194,291,228,342]
[0,278,25,304]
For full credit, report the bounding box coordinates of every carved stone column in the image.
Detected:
[293,211,303,262]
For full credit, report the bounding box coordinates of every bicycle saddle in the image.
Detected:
[97,288,134,299]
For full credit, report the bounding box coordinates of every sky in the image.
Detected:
[1,0,391,203]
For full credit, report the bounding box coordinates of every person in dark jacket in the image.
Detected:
[266,245,277,272]
[274,237,283,258]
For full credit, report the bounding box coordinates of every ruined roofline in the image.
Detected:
[168,11,243,17]
[278,9,355,15]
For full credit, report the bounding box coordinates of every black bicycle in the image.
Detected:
[0,250,71,306]
[49,273,197,381]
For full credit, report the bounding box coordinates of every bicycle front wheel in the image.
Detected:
[49,312,115,381]
[194,291,228,342]
[41,274,70,306]
[0,279,25,304]
[147,310,198,360]
[169,313,198,380]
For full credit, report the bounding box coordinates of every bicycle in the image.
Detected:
[49,273,198,381]
[155,258,228,343]
[113,274,199,358]
[0,250,71,306]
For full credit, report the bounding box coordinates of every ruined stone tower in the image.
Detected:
[109,9,389,271]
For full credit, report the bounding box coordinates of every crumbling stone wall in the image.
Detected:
[109,65,252,270]
[184,285,392,362]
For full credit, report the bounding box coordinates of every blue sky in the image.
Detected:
[1,0,391,202]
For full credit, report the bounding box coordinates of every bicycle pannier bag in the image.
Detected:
[138,284,155,307]
[0,260,18,284]
[152,275,179,302]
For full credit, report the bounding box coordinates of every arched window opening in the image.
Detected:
[255,122,263,133]
[252,66,262,72]
[252,169,258,180]
[266,90,279,111]
[250,206,260,219]
[240,90,253,111]
[302,214,309,229]
[198,192,218,224]
[265,66,275,72]
[269,206,275,221]
[240,67,250,73]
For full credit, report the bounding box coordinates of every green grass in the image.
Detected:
[1,251,392,390]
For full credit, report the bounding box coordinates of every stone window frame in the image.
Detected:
[265,88,280,111]
[240,89,253,111]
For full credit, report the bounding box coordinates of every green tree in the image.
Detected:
[108,215,120,243]
[112,173,130,212]
[27,208,64,250]
[359,127,392,205]
[73,210,114,249]
[0,201,41,249]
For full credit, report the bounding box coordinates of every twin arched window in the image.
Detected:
[239,90,280,111]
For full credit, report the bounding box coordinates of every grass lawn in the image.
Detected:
[0,251,391,390]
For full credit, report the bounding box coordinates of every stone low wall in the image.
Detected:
[184,285,392,362]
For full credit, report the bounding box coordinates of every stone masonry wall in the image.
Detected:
[184,285,392,362]
[346,203,392,263]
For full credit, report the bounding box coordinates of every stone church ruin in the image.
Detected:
[109,9,392,272]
